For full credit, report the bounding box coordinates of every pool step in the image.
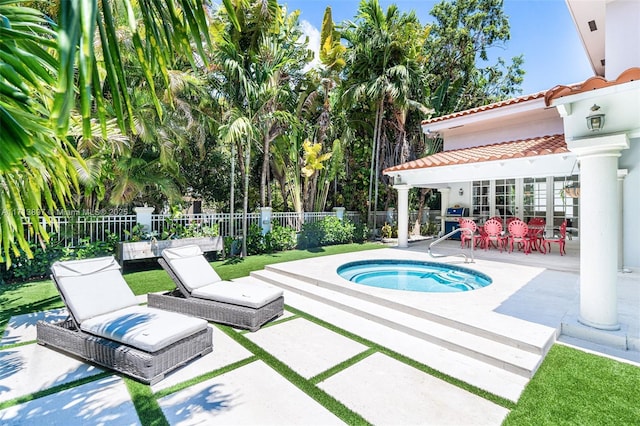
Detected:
[250,268,549,379]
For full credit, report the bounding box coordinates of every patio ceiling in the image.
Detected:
[383,134,577,187]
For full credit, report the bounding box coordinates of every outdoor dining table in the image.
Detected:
[526,225,546,253]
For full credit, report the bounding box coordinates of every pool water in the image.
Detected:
[337,260,492,293]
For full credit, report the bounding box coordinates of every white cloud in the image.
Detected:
[300,20,321,72]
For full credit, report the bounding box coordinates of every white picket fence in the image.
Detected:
[22,209,437,248]
[22,211,363,247]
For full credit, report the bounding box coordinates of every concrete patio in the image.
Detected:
[1,242,638,425]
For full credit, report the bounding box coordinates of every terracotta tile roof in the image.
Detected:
[421,91,546,125]
[545,67,640,106]
[383,134,567,174]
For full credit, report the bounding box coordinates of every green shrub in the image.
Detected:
[353,222,370,243]
[381,223,393,239]
[298,217,357,249]
[1,243,65,284]
[420,221,439,236]
[181,222,219,238]
[0,232,118,284]
[298,221,323,249]
[223,236,242,257]
[265,224,296,253]
[246,224,266,255]
[321,216,354,245]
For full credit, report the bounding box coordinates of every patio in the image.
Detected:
[0,243,638,424]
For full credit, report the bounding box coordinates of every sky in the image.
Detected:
[281,0,595,95]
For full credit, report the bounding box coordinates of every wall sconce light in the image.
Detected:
[458,188,464,196]
[394,175,405,185]
[586,104,605,131]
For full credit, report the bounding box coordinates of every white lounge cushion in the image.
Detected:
[162,246,222,292]
[52,257,138,324]
[191,281,283,309]
[162,245,204,260]
[81,305,209,353]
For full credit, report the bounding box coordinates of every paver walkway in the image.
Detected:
[1,305,509,425]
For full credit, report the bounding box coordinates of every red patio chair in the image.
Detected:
[483,218,504,252]
[458,219,478,248]
[507,219,531,254]
[546,220,567,255]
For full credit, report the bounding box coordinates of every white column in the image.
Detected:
[395,185,410,248]
[438,188,451,237]
[568,134,629,330]
[333,207,346,220]
[617,170,628,271]
[134,206,154,233]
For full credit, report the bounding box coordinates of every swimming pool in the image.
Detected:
[337,260,492,293]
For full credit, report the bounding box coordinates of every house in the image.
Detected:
[383,0,639,333]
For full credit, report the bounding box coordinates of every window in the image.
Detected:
[472,181,490,217]
[495,179,516,217]
[523,177,547,221]
[554,175,579,229]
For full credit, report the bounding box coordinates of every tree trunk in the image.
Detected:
[414,188,431,236]
[229,142,235,238]
[241,141,250,258]
[260,129,270,207]
[372,97,384,232]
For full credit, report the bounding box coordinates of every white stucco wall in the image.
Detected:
[620,138,640,269]
[443,115,565,150]
[606,1,640,80]
[428,100,565,151]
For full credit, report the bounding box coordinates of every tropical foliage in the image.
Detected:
[1,0,524,264]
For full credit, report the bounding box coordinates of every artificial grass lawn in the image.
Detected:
[504,344,640,425]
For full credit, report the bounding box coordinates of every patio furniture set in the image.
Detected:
[458,217,567,255]
[36,245,284,384]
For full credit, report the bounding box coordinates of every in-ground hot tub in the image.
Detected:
[337,259,492,293]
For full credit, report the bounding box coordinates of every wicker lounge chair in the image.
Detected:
[36,256,213,385]
[148,245,284,331]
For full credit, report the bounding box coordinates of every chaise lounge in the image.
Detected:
[36,256,213,385]
[148,245,284,331]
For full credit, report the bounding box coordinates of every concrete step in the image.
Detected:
[262,262,555,356]
[250,269,546,379]
[235,274,530,402]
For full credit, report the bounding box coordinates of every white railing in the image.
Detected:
[24,215,137,247]
[21,210,439,247]
[22,210,367,247]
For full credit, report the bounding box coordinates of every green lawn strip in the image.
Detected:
[238,313,300,335]
[309,347,378,385]
[218,324,372,425]
[503,344,640,425]
[0,372,112,411]
[0,280,63,336]
[0,340,37,350]
[118,243,383,296]
[122,269,176,296]
[153,355,259,399]
[285,304,516,409]
[124,378,169,426]
[212,243,383,281]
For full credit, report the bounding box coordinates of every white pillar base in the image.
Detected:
[578,315,621,331]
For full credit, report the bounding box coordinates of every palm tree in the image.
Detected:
[294,7,347,212]
[341,0,427,230]
[0,0,216,264]
[211,1,308,256]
